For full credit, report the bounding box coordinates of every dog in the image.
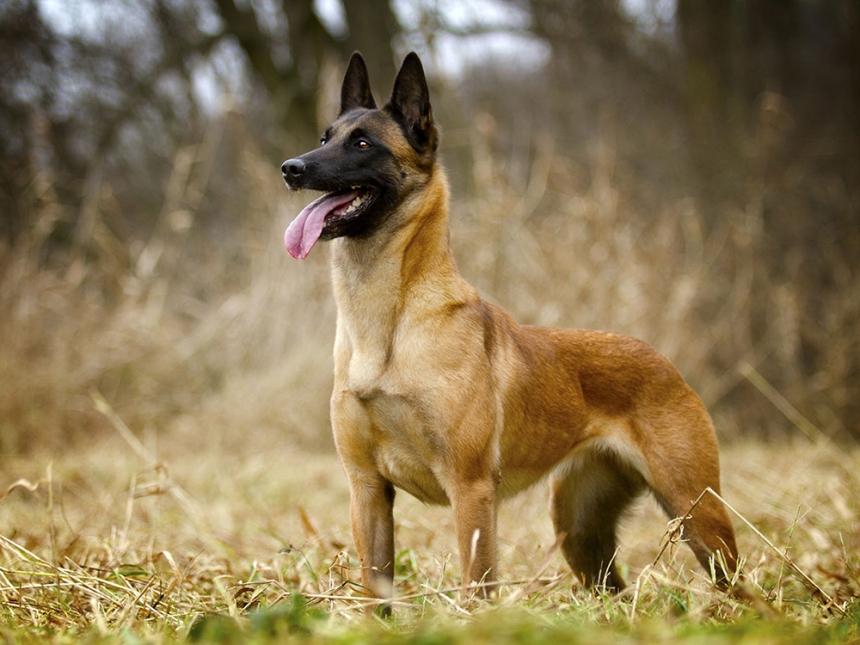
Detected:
[281,52,739,609]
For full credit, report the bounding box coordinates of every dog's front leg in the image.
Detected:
[347,471,396,613]
[332,389,396,613]
[452,474,498,598]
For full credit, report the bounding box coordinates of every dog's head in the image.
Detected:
[282,52,438,259]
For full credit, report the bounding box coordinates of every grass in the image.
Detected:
[0,401,858,642]
[1,114,858,642]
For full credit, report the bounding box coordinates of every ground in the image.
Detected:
[1,409,858,642]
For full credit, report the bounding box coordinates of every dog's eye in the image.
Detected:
[320,136,328,146]
[355,139,370,149]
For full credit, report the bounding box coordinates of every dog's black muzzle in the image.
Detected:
[281,157,307,188]
[281,148,342,192]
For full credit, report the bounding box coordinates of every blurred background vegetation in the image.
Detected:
[1,0,858,456]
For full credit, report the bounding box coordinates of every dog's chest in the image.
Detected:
[331,270,475,506]
[336,340,455,504]
[358,391,452,505]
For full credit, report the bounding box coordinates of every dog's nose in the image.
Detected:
[281,158,306,180]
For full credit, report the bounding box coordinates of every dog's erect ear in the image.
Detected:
[340,52,377,115]
[388,52,437,154]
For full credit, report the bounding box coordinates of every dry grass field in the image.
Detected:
[1,423,858,642]
[1,124,858,642]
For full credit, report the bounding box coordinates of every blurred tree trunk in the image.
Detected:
[212,0,329,141]
[0,0,58,244]
[676,0,802,208]
[212,0,399,141]
[676,0,736,210]
[341,0,399,93]
[281,0,333,135]
[677,1,732,120]
[745,0,801,98]
[529,0,633,73]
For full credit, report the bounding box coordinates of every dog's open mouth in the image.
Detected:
[285,187,376,259]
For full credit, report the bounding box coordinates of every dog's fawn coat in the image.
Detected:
[281,52,738,607]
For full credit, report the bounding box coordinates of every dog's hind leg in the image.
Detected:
[551,446,647,592]
[642,443,739,586]
[651,486,739,587]
[626,402,739,587]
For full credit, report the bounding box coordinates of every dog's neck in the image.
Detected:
[330,167,468,301]
[329,167,474,364]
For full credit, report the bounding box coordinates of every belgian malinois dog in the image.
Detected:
[281,52,738,608]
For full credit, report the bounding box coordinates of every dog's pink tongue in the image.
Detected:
[284,191,357,259]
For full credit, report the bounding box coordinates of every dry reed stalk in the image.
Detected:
[0,533,180,630]
[89,388,227,555]
[701,487,842,614]
[0,478,43,502]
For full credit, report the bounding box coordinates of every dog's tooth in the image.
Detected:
[340,192,366,216]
